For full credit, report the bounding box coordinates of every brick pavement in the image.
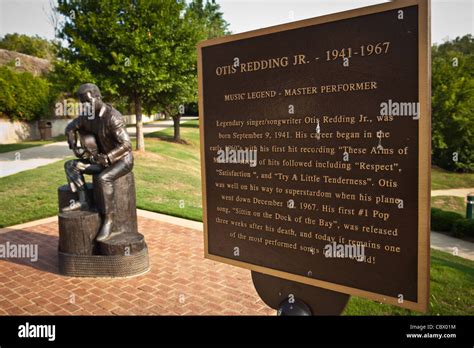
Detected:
[0,217,274,315]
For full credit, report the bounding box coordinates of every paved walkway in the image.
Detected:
[0,141,71,178]
[0,212,273,315]
[431,188,474,197]
[0,118,193,178]
[431,231,474,260]
[0,209,472,315]
[125,119,174,137]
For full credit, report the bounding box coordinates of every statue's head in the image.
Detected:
[77,83,103,113]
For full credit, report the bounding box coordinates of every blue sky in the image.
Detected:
[0,0,472,44]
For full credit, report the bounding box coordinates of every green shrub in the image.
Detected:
[0,65,52,121]
[0,33,56,59]
[431,208,464,232]
[452,219,474,238]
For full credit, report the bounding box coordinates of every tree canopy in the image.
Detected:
[432,35,474,172]
[54,0,230,149]
[188,0,230,39]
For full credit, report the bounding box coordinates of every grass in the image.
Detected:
[343,249,473,315]
[431,196,466,216]
[0,120,201,227]
[0,140,55,154]
[0,158,68,226]
[0,135,66,154]
[135,119,202,221]
[0,119,473,315]
[125,119,162,128]
[1,121,472,229]
[432,166,474,190]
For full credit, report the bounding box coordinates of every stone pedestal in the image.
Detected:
[57,172,149,277]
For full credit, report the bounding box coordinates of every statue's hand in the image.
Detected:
[72,146,83,159]
[95,153,110,167]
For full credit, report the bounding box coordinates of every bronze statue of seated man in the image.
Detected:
[63,83,133,242]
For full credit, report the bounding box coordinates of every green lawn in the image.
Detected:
[5,128,472,225]
[0,135,66,154]
[344,249,473,315]
[0,158,68,226]
[432,166,474,190]
[0,121,201,227]
[135,120,202,221]
[431,196,466,216]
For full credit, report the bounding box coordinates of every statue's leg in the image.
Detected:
[64,159,86,193]
[62,159,101,212]
[95,160,132,241]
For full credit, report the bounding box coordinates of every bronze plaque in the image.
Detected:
[198,0,430,312]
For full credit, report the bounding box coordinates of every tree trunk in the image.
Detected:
[92,172,139,236]
[173,115,181,142]
[99,233,146,256]
[58,211,101,255]
[134,97,145,151]
[57,184,94,212]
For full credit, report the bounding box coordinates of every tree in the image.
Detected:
[156,0,229,142]
[432,35,474,172]
[48,59,95,99]
[0,33,56,60]
[155,83,195,143]
[55,0,205,151]
[188,0,230,39]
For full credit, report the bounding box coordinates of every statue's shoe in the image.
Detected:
[61,201,90,213]
[96,217,113,242]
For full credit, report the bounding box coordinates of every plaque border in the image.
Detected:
[198,0,430,312]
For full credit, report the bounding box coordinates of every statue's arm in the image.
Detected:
[106,114,132,164]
